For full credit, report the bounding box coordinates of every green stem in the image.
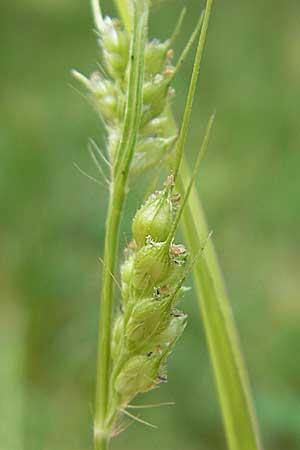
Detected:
[167,114,214,246]
[94,432,109,450]
[91,0,104,31]
[173,0,213,179]
[178,157,263,450]
[94,180,125,435]
[114,0,132,33]
[94,2,148,448]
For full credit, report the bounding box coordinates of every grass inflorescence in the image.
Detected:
[73,1,263,450]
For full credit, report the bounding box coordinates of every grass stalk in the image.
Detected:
[178,157,263,450]
[173,0,213,179]
[94,433,109,450]
[114,0,132,33]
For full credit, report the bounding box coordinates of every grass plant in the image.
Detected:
[73,1,263,449]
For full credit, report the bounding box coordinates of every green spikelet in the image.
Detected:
[132,188,174,247]
[120,252,135,304]
[111,315,124,360]
[100,17,130,80]
[114,354,163,406]
[131,240,172,296]
[126,294,175,350]
[154,314,187,346]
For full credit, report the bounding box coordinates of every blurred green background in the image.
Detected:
[1,0,300,449]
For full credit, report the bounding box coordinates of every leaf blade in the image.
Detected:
[179,157,263,450]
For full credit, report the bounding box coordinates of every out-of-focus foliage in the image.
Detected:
[0,1,299,449]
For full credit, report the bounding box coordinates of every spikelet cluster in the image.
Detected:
[109,177,188,409]
[73,12,178,174]
[73,3,195,423]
